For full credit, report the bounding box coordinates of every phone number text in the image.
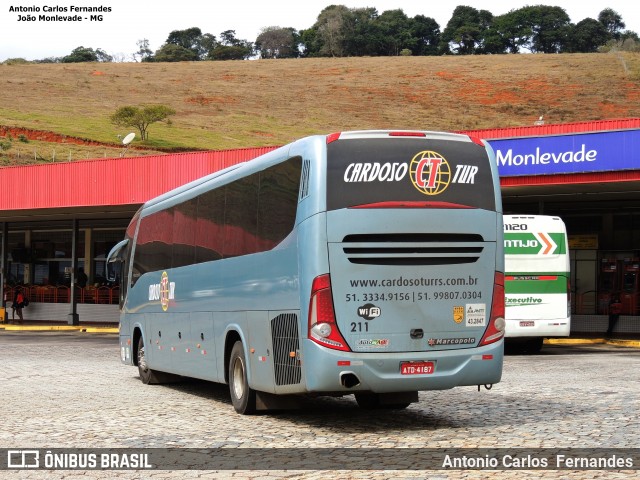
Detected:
[345,291,482,302]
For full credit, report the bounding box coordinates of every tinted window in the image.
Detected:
[133,156,302,277]
[326,138,496,211]
[134,209,173,277]
[196,187,225,263]
[173,198,197,268]
[257,157,301,250]
[224,174,259,258]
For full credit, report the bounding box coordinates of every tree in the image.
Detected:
[440,6,494,54]
[567,18,610,53]
[208,30,253,60]
[341,7,380,56]
[483,10,532,54]
[598,8,625,40]
[255,27,299,58]
[376,9,415,56]
[411,15,441,56]
[153,44,198,62]
[314,5,351,57]
[200,33,218,57]
[95,48,113,62]
[522,5,571,53]
[135,39,153,62]
[61,46,112,63]
[110,105,176,141]
[166,27,207,59]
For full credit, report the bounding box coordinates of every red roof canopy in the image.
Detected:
[2,147,276,212]
[2,118,639,213]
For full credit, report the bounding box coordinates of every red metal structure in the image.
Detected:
[0,146,276,213]
[597,258,621,314]
[621,259,640,315]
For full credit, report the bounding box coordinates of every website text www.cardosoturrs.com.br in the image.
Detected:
[349,275,479,288]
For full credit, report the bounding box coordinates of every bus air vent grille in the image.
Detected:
[271,313,302,386]
[299,159,311,201]
[342,233,484,266]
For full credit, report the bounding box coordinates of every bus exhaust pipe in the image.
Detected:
[340,372,361,389]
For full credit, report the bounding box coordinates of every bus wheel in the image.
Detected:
[527,337,544,354]
[137,336,153,384]
[137,336,178,384]
[355,393,410,410]
[229,341,256,414]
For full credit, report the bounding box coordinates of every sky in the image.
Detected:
[2,1,639,61]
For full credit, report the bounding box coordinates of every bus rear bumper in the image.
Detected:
[505,319,571,338]
[302,339,503,393]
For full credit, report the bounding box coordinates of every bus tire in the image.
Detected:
[229,341,257,414]
[527,337,544,354]
[137,336,178,384]
[137,335,157,384]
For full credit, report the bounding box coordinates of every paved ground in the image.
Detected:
[0,331,638,479]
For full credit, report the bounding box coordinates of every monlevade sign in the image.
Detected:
[487,129,640,177]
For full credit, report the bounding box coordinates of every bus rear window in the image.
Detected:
[326,137,496,211]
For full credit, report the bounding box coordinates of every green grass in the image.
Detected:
[1,53,639,164]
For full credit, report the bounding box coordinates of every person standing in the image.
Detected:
[12,286,26,322]
[77,267,88,288]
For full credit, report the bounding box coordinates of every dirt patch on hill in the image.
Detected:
[0,125,201,153]
[0,125,148,149]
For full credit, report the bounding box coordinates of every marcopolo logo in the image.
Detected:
[342,150,479,196]
[148,271,175,311]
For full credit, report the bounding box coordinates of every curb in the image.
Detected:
[545,338,640,348]
[0,324,118,334]
[1,325,639,346]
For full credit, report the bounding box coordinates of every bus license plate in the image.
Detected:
[519,321,535,327]
[400,361,435,375]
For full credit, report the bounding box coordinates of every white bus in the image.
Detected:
[503,215,571,353]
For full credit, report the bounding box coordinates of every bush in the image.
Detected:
[2,58,30,65]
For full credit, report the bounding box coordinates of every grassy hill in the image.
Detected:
[1,52,639,165]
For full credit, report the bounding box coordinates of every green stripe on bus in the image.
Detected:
[504,232,566,255]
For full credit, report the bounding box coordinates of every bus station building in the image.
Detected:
[1,119,639,334]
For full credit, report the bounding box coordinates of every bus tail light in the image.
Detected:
[326,132,341,144]
[308,274,351,351]
[468,135,485,146]
[388,131,426,137]
[479,272,505,346]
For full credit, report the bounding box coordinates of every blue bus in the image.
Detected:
[107,130,505,414]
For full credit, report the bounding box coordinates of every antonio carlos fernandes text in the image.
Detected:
[442,454,634,469]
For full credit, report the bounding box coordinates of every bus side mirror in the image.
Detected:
[106,239,128,283]
[106,259,121,283]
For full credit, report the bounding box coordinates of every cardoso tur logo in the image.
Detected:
[410,151,451,195]
[148,271,175,311]
[160,272,170,311]
[342,150,478,195]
